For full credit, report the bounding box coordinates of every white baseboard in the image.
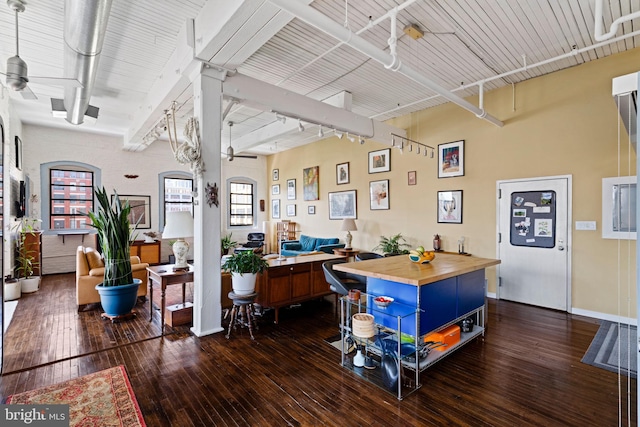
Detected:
[571,307,637,326]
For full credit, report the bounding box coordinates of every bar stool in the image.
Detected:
[225,291,258,340]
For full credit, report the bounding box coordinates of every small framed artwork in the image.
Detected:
[287,179,296,200]
[272,184,280,195]
[308,205,316,215]
[438,140,464,178]
[336,162,350,185]
[273,169,279,181]
[328,190,357,220]
[370,179,389,210]
[111,194,151,229]
[272,199,281,219]
[437,190,463,224]
[408,171,416,186]
[287,204,296,217]
[368,148,391,174]
[303,166,319,201]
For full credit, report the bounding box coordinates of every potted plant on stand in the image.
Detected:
[221,233,237,255]
[222,250,269,295]
[14,217,42,293]
[87,187,141,320]
[373,233,410,256]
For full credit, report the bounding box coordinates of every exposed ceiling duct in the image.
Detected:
[58,0,112,125]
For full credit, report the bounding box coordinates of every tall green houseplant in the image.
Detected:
[87,187,133,287]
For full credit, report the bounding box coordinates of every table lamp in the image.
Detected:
[341,218,357,249]
[162,211,194,271]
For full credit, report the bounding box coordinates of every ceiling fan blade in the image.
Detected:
[29,76,83,88]
[20,84,37,100]
[235,155,258,159]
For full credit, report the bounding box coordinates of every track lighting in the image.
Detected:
[347,133,355,142]
[275,113,287,124]
[390,133,434,161]
[335,130,344,139]
[318,126,324,137]
[298,119,305,132]
[359,137,365,145]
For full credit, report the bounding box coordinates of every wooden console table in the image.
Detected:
[146,264,193,334]
[255,253,344,323]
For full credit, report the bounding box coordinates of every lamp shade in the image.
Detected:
[162,211,194,239]
[340,218,357,232]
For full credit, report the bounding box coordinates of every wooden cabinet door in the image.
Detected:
[264,266,292,305]
[311,261,330,296]
[290,265,311,299]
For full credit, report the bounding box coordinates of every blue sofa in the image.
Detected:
[281,234,345,256]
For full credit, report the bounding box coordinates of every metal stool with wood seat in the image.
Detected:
[226,291,259,340]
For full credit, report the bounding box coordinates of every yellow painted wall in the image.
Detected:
[267,47,640,319]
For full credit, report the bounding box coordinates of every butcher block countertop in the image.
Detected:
[333,252,500,286]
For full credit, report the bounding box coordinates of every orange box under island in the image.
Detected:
[424,324,461,351]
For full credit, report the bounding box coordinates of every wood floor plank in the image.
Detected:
[0,273,635,426]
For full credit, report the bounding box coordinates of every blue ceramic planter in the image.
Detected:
[95,279,142,317]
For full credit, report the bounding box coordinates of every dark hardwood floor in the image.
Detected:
[0,273,635,426]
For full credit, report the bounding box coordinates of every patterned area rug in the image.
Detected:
[582,321,637,378]
[6,366,146,426]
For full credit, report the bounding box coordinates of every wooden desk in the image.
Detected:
[332,247,359,261]
[146,264,194,334]
[256,253,344,323]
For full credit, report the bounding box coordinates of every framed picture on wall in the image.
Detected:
[408,171,416,186]
[369,179,389,210]
[437,190,463,224]
[303,166,319,200]
[272,184,280,195]
[368,148,390,174]
[287,179,296,200]
[308,205,316,215]
[111,194,151,229]
[336,162,349,184]
[287,204,296,217]
[438,140,464,178]
[272,199,281,219]
[328,190,357,220]
[273,169,279,181]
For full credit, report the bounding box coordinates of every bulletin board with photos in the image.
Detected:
[510,191,556,248]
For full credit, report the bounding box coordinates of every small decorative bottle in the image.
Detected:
[433,234,441,251]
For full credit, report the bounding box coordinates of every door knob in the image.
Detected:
[557,239,565,251]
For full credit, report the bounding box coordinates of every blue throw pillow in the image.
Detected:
[299,235,317,251]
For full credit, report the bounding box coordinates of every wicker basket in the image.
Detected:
[352,313,375,338]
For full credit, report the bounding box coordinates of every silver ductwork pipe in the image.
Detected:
[63,0,112,125]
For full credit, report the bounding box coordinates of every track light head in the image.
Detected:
[335,130,344,139]
[275,113,286,124]
[430,150,434,158]
[359,137,365,145]
[347,133,355,142]
[318,126,324,137]
[298,119,304,132]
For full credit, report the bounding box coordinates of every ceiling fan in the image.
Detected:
[225,121,257,161]
[0,0,81,99]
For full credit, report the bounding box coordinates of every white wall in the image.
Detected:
[20,124,268,273]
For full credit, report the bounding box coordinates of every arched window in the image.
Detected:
[159,171,193,232]
[41,161,100,231]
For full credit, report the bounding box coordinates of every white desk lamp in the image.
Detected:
[162,211,194,271]
[341,218,357,249]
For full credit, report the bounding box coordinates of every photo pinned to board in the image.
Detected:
[515,218,530,236]
[535,218,553,237]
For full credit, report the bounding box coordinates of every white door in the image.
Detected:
[497,176,571,311]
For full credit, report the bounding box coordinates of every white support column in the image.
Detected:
[190,67,224,337]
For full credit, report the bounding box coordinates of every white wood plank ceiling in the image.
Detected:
[0,0,638,153]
